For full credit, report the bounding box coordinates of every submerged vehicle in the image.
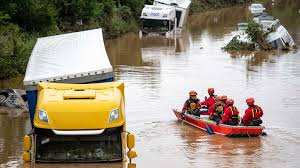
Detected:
[229,23,251,44]
[253,12,274,31]
[173,109,264,137]
[249,3,266,14]
[140,5,176,37]
[140,0,191,38]
[229,19,295,50]
[22,29,137,163]
[267,19,295,49]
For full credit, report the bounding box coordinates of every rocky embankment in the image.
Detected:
[0,89,28,115]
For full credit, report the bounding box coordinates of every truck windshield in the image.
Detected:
[35,127,122,162]
[142,19,172,32]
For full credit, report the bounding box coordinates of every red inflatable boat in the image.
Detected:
[173,109,264,137]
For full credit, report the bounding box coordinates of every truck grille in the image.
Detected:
[35,127,123,162]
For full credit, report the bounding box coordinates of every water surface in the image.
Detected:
[1,0,300,167]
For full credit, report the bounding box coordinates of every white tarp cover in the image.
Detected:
[23,29,112,86]
[154,0,191,9]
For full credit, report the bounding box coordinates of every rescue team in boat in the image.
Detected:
[182,88,264,126]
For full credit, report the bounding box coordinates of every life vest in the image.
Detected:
[251,106,261,120]
[229,106,239,124]
[213,104,224,117]
[186,98,200,112]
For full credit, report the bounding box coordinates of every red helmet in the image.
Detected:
[189,91,197,96]
[220,95,227,101]
[246,98,255,106]
[208,88,214,94]
[227,99,234,105]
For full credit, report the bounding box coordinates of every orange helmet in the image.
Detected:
[189,91,197,96]
[246,98,255,106]
[208,88,214,94]
[220,95,227,101]
[227,99,234,105]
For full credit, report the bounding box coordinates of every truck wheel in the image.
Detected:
[0,92,8,104]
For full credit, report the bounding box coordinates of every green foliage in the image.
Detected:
[223,21,272,51]
[119,6,133,21]
[120,0,144,18]
[109,15,127,36]
[246,21,272,50]
[0,11,11,24]
[0,24,35,79]
[222,36,255,51]
[6,1,57,33]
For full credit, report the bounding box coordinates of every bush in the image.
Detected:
[120,0,144,18]
[222,36,255,51]
[223,21,273,51]
[118,6,132,21]
[246,21,272,50]
[0,24,35,79]
[109,15,127,37]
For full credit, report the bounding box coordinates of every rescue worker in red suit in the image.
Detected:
[242,98,264,126]
[209,97,227,122]
[220,95,228,108]
[182,91,201,116]
[200,88,216,109]
[218,99,240,125]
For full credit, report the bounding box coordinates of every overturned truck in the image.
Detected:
[139,0,191,38]
[22,29,137,162]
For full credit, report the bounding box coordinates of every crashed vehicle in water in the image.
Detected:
[140,5,176,37]
[139,0,191,38]
[252,11,294,49]
[228,14,295,50]
[265,19,295,49]
[253,12,274,30]
[22,29,137,163]
[249,3,266,14]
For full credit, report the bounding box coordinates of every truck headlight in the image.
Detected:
[143,13,147,16]
[163,14,167,18]
[38,109,48,123]
[109,109,119,122]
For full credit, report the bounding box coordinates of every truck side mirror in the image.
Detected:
[23,135,31,151]
[127,134,135,149]
[128,163,137,168]
[127,150,137,159]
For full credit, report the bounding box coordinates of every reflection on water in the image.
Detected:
[0,0,300,167]
[227,50,294,67]
[0,115,30,167]
[22,162,129,168]
[105,33,187,67]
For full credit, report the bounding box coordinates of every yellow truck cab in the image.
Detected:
[22,29,136,163]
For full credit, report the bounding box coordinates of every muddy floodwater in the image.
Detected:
[1,0,300,167]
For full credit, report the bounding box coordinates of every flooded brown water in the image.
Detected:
[1,0,300,167]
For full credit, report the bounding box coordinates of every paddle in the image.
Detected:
[206,123,214,135]
[205,117,214,135]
